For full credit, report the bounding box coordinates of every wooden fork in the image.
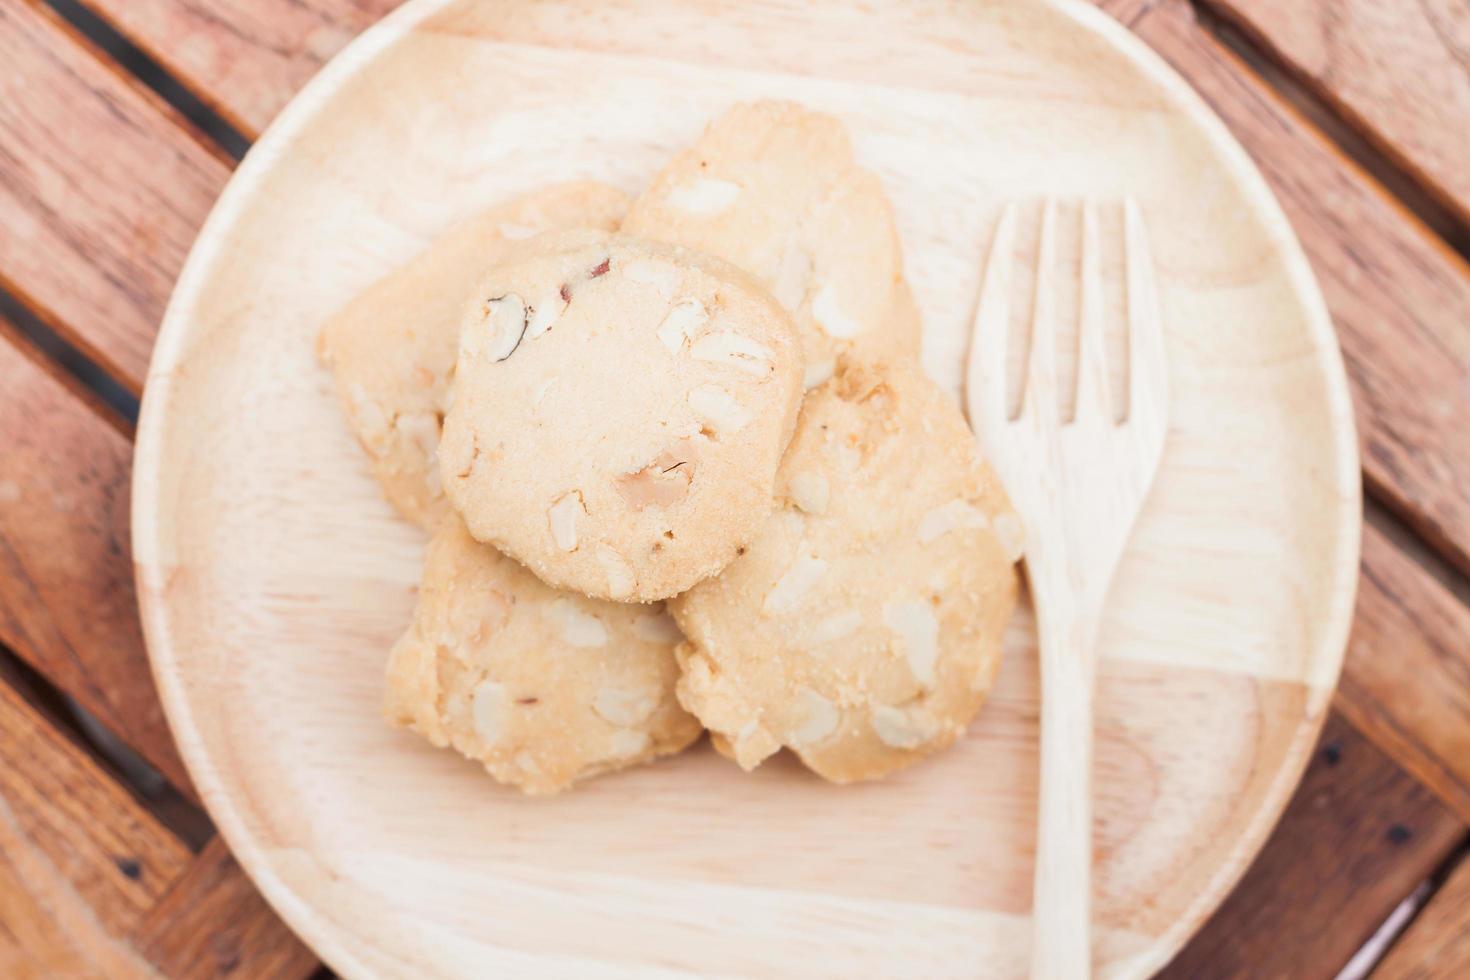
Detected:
[965,199,1169,978]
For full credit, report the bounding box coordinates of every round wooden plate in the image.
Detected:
[133,0,1360,975]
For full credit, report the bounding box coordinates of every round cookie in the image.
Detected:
[669,359,1022,783]
[384,518,702,795]
[439,233,805,602]
[622,101,919,383]
[318,181,629,528]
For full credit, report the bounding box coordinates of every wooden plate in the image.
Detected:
[132,0,1360,975]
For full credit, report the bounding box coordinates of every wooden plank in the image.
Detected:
[1336,521,1470,825]
[0,322,193,794]
[0,661,309,976]
[0,676,190,977]
[1208,0,1470,228]
[1376,851,1470,980]
[1157,713,1466,979]
[1129,0,1470,571]
[135,836,317,980]
[81,0,397,136]
[0,0,229,391]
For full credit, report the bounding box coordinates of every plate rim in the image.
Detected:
[131,0,1363,975]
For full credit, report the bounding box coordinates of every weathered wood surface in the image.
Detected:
[0,674,189,977]
[0,0,228,390]
[0,320,190,793]
[84,0,397,136]
[0,642,313,977]
[0,322,316,976]
[135,837,317,980]
[1208,0,1470,228]
[0,0,1465,973]
[1338,522,1470,825]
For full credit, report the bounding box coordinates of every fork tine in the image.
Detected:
[1124,197,1166,423]
[1022,198,1059,423]
[965,202,1018,430]
[1075,199,1111,424]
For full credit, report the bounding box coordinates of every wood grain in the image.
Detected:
[0,655,309,978]
[81,0,398,136]
[0,0,228,391]
[0,676,189,977]
[1337,521,1470,825]
[1376,851,1470,980]
[1157,714,1466,979]
[1131,0,1470,577]
[135,836,316,980]
[0,323,192,794]
[1208,0,1470,228]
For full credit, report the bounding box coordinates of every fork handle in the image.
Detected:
[1030,597,1100,980]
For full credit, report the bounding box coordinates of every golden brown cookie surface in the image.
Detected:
[385,518,701,795]
[670,359,1021,783]
[318,181,629,527]
[440,233,804,601]
[623,101,919,384]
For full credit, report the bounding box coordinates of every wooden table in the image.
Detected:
[1,0,1467,975]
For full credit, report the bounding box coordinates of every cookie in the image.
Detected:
[804,279,923,390]
[622,101,919,383]
[384,518,702,795]
[318,181,630,527]
[439,233,804,602]
[669,359,1021,783]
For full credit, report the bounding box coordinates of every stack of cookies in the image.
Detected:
[319,102,1021,794]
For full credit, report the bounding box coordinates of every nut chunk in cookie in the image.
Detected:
[623,101,919,385]
[440,233,804,601]
[318,181,629,528]
[670,359,1021,783]
[385,518,701,795]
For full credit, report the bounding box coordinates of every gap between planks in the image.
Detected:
[0,638,209,851]
[1375,838,1470,978]
[0,315,196,795]
[1335,837,1470,979]
[45,0,250,159]
[0,282,139,427]
[1192,0,1470,254]
[0,652,316,977]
